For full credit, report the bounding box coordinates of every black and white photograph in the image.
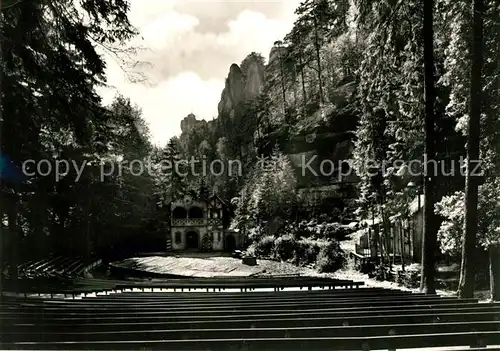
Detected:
[1,0,500,349]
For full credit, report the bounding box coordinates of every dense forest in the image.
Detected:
[1,0,500,300]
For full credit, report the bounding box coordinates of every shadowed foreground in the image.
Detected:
[1,276,499,350]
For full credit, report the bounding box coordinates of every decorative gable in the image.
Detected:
[207,194,225,210]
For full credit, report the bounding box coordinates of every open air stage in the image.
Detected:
[108,253,312,279]
[109,253,266,278]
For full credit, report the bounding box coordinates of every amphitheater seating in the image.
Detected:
[8,256,89,279]
[2,276,363,297]
[1,277,499,350]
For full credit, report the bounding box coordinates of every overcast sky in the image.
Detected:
[97,0,300,146]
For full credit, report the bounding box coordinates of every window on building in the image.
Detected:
[175,231,182,244]
[172,207,187,219]
[217,232,221,242]
[188,206,203,219]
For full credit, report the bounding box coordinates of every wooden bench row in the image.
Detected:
[1,297,482,316]
[2,276,364,291]
[1,277,499,350]
[13,256,88,279]
[2,320,500,342]
[111,278,364,289]
[5,298,480,314]
[1,281,365,299]
[3,301,495,321]
[2,332,499,350]
[85,286,398,300]
[3,309,500,333]
[0,286,406,302]
[3,288,437,302]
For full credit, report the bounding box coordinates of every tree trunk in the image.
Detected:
[410,219,415,262]
[292,66,298,110]
[384,227,391,268]
[299,54,307,109]
[489,244,500,301]
[7,194,19,282]
[374,225,382,263]
[85,178,93,264]
[0,201,3,302]
[278,48,287,119]
[381,208,391,267]
[400,223,406,271]
[458,0,483,299]
[420,0,438,294]
[391,226,396,266]
[312,15,324,105]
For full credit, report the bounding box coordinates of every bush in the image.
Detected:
[318,223,342,240]
[279,221,316,238]
[371,263,393,281]
[250,235,275,257]
[247,225,266,242]
[245,228,345,274]
[272,234,297,262]
[316,239,345,273]
[292,237,322,266]
[343,255,358,271]
[359,260,376,274]
[396,269,420,288]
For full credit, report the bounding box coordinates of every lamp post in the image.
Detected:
[407,181,419,219]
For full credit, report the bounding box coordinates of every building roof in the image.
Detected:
[208,193,228,207]
[171,193,227,206]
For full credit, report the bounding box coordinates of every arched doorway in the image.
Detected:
[185,231,199,249]
[225,234,236,252]
[201,234,213,252]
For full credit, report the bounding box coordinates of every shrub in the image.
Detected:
[372,263,393,281]
[343,255,358,271]
[244,227,345,274]
[279,221,316,238]
[359,260,376,274]
[318,223,342,240]
[316,239,345,273]
[396,269,420,288]
[292,237,322,266]
[247,225,266,242]
[250,235,275,257]
[272,234,297,262]
[244,244,257,257]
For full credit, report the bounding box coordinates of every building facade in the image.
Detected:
[169,195,241,252]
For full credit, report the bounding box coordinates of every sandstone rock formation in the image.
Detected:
[180,113,201,134]
[243,58,265,101]
[217,56,265,118]
[180,113,209,134]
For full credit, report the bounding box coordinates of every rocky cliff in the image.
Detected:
[177,48,358,201]
[180,113,207,134]
[217,56,265,118]
[243,57,265,101]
